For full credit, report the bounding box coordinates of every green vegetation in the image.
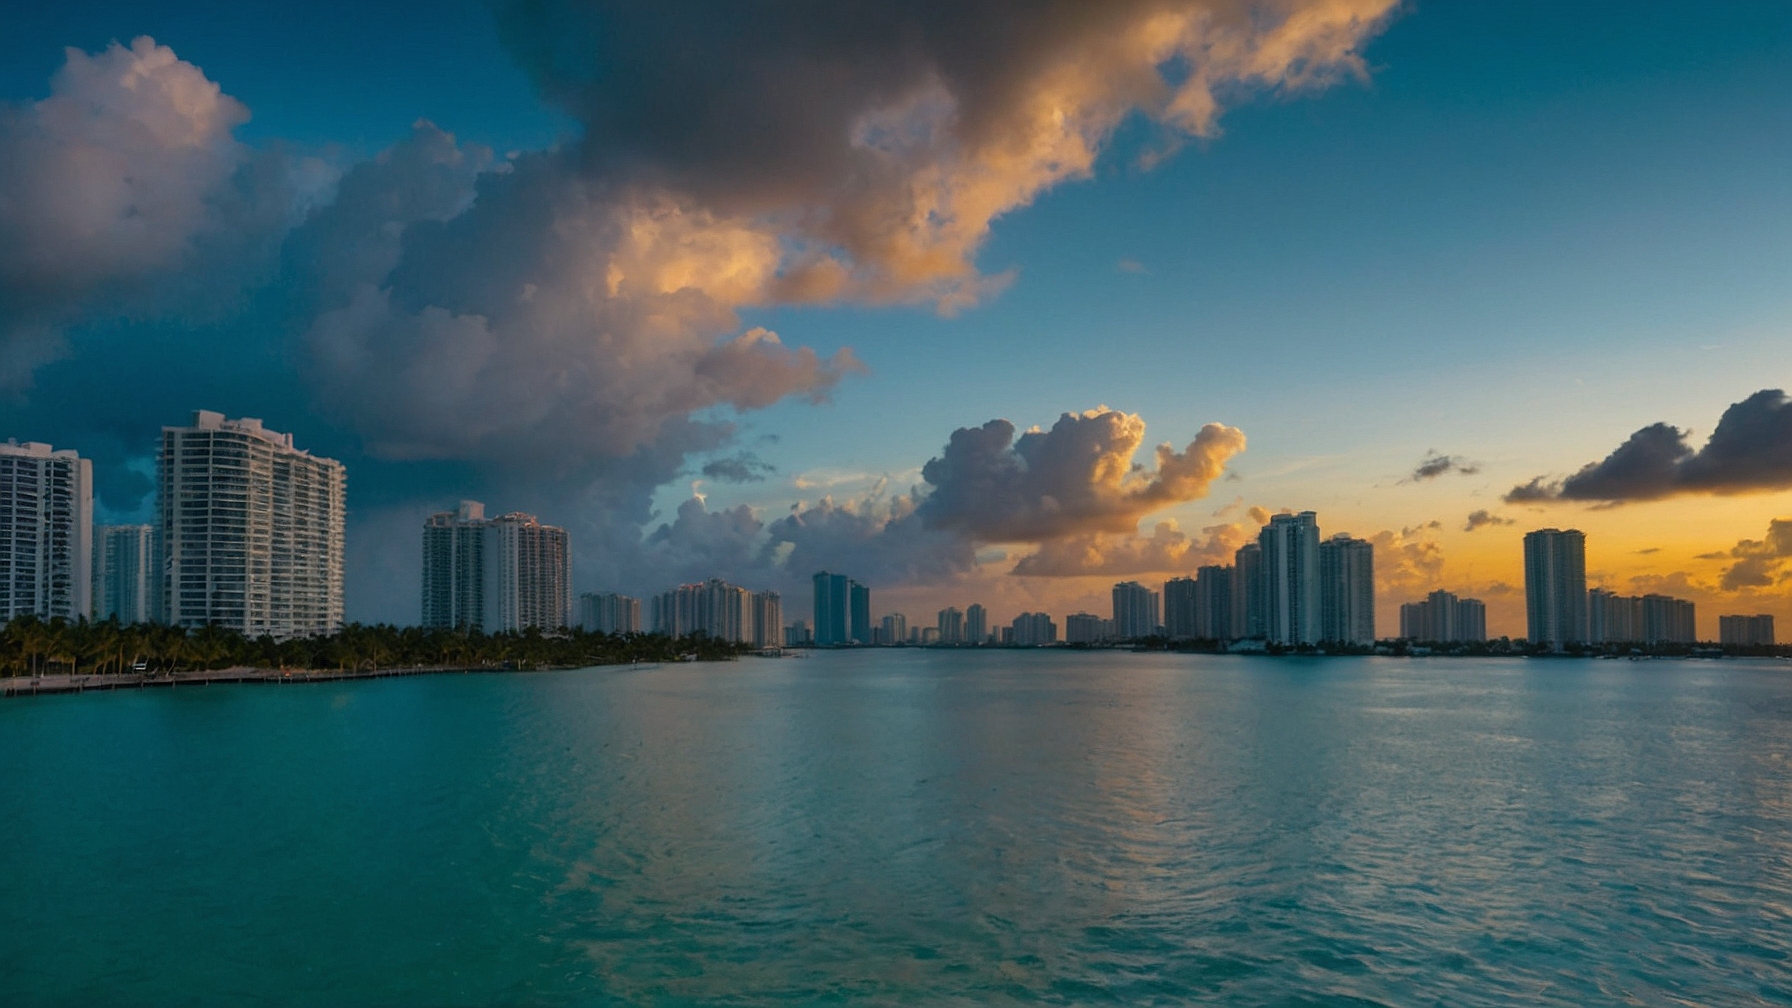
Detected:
[0,615,754,677]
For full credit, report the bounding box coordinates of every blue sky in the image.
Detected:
[2,1,1790,633]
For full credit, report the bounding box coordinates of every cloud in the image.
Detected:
[1408,451,1480,482]
[1370,523,1446,597]
[701,452,774,483]
[1011,516,1260,577]
[1116,259,1147,274]
[0,37,323,389]
[0,5,1397,615]
[1718,518,1792,592]
[916,408,1246,542]
[1463,509,1514,532]
[1506,390,1792,504]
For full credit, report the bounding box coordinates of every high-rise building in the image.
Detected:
[752,590,782,648]
[937,606,964,644]
[652,577,757,642]
[1111,581,1160,639]
[965,603,988,644]
[1163,576,1198,639]
[94,524,154,624]
[1010,612,1057,645]
[1398,590,1487,643]
[1523,529,1586,649]
[1064,613,1105,643]
[1719,614,1775,646]
[423,501,488,629]
[1260,511,1321,645]
[158,412,343,639]
[1233,542,1265,639]
[1640,594,1696,644]
[423,502,571,632]
[785,620,812,646]
[812,572,848,644]
[850,581,871,644]
[1194,565,1233,639]
[0,440,92,623]
[880,612,907,645]
[578,591,642,634]
[1587,588,1638,644]
[1318,532,1375,645]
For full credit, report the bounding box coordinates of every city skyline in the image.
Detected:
[1,4,1790,640]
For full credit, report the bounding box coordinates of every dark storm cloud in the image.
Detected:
[1505,390,1792,505]
[701,452,775,483]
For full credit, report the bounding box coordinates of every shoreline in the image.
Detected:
[0,662,643,698]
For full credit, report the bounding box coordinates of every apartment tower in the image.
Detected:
[1260,511,1321,645]
[158,412,343,639]
[0,440,92,622]
[1523,529,1587,649]
[94,524,154,623]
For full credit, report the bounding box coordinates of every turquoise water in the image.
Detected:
[3,651,1791,1006]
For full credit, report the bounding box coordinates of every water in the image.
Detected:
[3,651,1791,1006]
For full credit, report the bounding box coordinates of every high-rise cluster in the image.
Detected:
[1156,511,1375,646]
[578,592,642,634]
[421,501,571,632]
[1398,591,1488,643]
[652,577,780,646]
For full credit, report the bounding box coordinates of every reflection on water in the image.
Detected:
[3,651,1791,1005]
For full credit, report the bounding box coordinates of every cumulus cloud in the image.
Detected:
[0,37,322,388]
[1718,518,1792,592]
[1370,522,1446,597]
[1408,451,1480,481]
[1463,509,1514,532]
[0,4,1397,614]
[1010,517,1260,577]
[916,408,1246,542]
[1506,390,1792,504]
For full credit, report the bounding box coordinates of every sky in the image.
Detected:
[2,0,1791,638]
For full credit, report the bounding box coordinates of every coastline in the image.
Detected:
[0,662,670,698]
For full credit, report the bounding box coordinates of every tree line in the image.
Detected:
[0,615,755,677]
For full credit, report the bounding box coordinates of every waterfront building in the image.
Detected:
[752,591,782,647]
[1111,581,1160,639]
[94,524,154,624]
[652,577,763,643]
[965,603,988,645]
[1523,528,1586,649]
[1397,590,1487,643]
[938,606,965,644]
[1585,587,1693,645]
[813,572,869,644]
[1719,614,1775,646]
[850,581,871,644]
[880,612,908,645]
[1318,533,1375,645]
[1010,612,1057,645]
[1233,542,1265,639]
[1163,576,1198,639]
[920,626,940,644]
[812,572,847,644]
[578,591,642,634]
[423,502,571,632]
[1064,613,1104,643]
[1640,594,1695,644]
[785,620,812,646]
[158,412,343,639]
[1194,565,1233,639]
[1260,511,1321,645]
[1586,588,1637,643]
[0,440,92,623]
